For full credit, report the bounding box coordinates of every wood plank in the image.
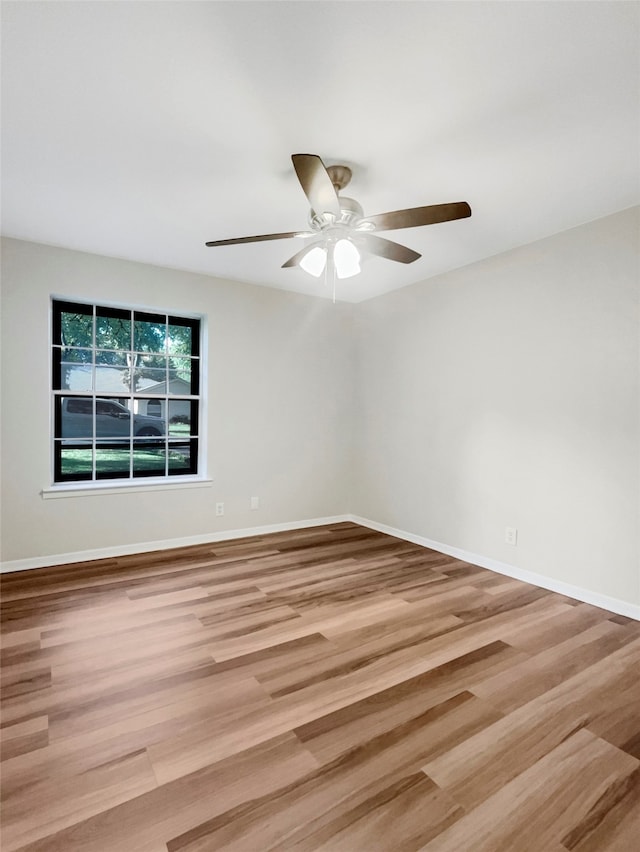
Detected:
[8,733,318,852]
[562,765,640,851]
[422,637,640,810]
[471,618,636,713]
[1,748,158,850]
[420,729,638,851]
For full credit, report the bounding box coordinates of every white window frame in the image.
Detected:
[46,296,209,495]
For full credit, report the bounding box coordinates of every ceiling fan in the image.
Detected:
[205,154,471,282]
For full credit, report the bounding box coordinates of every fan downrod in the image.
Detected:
[326,165,352,193]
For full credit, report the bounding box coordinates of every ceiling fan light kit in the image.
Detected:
[333,239,361,279]
[299,245,327,278]
[205,154,471,294]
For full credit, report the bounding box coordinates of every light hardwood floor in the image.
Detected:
[1,522,639,851]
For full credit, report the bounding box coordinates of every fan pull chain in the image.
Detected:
[332,255,337,304]
[323,243,337,303]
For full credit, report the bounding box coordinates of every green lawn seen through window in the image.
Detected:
[169,422,191,435]
[60,447,191,476]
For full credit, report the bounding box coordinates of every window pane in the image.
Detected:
[167,356,192,394]
[95,397,133,437]
[96,308,131,350]
[168,400,197,436]
[168,440,197,475]
[95,443,131,479]
[59,348,93,391]
[56,303,93,348]
[133,355,166,393]
[95,351,130,393]
[134,313,166,353]
[134,368,167,393]
[189,359,199,395]
[132,400,166,436]
[138,397,164,424]
[133,442,167,477]
[57,443,93,480]
[58,396,94,439]
[95,368,130,393]
[168,321,192,356]
[169,316,199,357]
[96,351,128,366]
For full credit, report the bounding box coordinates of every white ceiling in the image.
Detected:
[2,1,638,302]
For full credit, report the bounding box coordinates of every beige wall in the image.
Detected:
[0,238,354,562]
[2,210,638,610]
[352,207,639,606]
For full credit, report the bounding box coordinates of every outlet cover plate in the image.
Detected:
[505,526,518,546]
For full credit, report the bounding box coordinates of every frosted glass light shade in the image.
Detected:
[299,246,327,277]
[334,239,360,279]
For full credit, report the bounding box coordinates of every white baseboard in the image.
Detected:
[4,513,638,622]
[0,515,351,574]
[349,514,640,622]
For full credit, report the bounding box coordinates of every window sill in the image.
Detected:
[41,477,213,499]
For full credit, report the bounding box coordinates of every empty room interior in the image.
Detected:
[1,2,639,850]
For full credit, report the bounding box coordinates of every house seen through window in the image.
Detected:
[52,299,202,483]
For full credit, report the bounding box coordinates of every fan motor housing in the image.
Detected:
[310,196,364,231]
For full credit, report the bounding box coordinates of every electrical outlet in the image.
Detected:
[505,526,518,546]
[250,496,260,511]
[215,502,224,517]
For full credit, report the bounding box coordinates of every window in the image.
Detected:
[52,299,202,484]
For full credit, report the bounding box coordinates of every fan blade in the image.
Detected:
[354,233,421,264]
[205,231,312,247]
[292,154,341,217]
[281,241,322,269]
[364,202,471,232]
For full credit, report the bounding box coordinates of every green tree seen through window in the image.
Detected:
[60,311,194,391]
